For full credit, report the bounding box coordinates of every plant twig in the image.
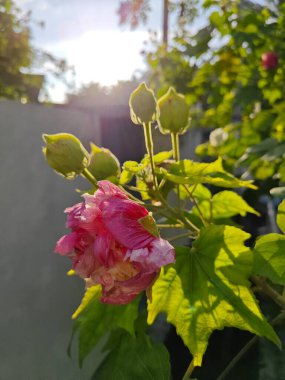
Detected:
[168,232,194,242]
[157,224,184,228]
[183,184,208,227]
[81,168,98,189]
[217,312,285,380]
[251,275,285,309]
[182,358,195,380]
[171,132,181,206]
[143,122,158,189]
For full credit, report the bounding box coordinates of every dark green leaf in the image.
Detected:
[91,333,171,380]
[72,286,140,366]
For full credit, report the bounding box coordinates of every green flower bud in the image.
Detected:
[158,87,190,135]
[42,133,89,179]
[129,82,158,125]
[88,143,121,181]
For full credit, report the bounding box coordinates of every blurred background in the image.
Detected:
[1,0,285,379]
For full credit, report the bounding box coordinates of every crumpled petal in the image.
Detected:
[54,180,176,304]
[126,238,175,270]
[100,271,158,304]
[55,232,78,255]
[102,198,155,249]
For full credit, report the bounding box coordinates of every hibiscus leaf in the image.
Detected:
[71,286,140,367]
[148,225,280,366]
[91,332,171,380]
[192,190,259,221]
[161,157,256,189]
[277,200,285,234]
[253,233,285,285]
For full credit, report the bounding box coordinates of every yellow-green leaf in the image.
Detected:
[148,226,280,366]
[163,158,257,189]
[253,234,285,285]
[277,200,285,234]
[192,190,260,220]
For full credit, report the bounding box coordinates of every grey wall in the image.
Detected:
[0,100,106,380]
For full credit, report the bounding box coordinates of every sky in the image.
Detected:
[15,0,163,102]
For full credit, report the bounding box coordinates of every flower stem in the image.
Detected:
[157,223,184,228]
[168,232,195,242]
[183,185,208,227]
[171,132,180,161]
[182,358,195,380]
[82,168,98,189]
[171,132,181,205]
[143,122,158,189]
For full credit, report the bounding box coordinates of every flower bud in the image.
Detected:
[158,87,190,135]
[42,133,89,179]
[88,143,121,181]
[129,82,158,125]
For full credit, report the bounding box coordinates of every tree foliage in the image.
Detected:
[0,0,72,102]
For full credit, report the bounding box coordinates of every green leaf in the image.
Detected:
[153,151,173,164]
[148,226,280,366]
[163,158,257,189]
[91,332,171,380]
[119,169,134,185]
[72,286,140,366]
[277,200,285,234]
[192,190,260,220]
[119,161,148,185]
[179,184,211,201]
[253,234,285,285]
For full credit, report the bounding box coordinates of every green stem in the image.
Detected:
[119,186,145,204]
[217,312,285,380]
[124,185,149,193]
[183,185,208,227]
[142,123,199,234]
[158,195,200,233]
[182,358,195,380]
[168,232,194,242]
[82,168,98,189]
[157,223,184,228]
[143,122,158,190]
[171,132,181,205]
[171,133,180,161]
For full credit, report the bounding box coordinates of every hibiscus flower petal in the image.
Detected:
[100,271,157,304]
[102,198,154,249]
[55,232,78,255]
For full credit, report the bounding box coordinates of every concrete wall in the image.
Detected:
[0,100,202,380]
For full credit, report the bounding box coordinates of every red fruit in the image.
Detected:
[262,52,278,70]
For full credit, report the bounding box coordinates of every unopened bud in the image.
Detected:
[42,133,89,179]
[158,87,189,135]
[129,82,158,125]
[88,143,120,180]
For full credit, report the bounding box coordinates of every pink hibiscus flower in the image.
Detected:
[55,180,175,304]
